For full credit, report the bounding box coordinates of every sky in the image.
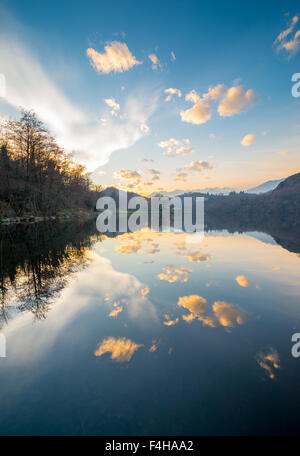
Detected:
[0,0,300,194]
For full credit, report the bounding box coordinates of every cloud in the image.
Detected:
[184,251,211,262]
[274,15,300,56]
[157,265,192,283]
[180,84,257,124]
[218,86,258,117]
[108,305,123,317]
[0,37,157,172]
[116,240,142,254]
[158,138,195,157]
[174,172,188,183]
[241,134,256,147]
[94,336,143,362]
[180,91,212,125]
[178,295,249,328]
[171,51,176,61]
[143,168,160,181]
[164,87,182,102]
[163,315,179,326]
[203,84,227,100]
[148,53,162,70]
[256,348,280,379]
[235,275,250,287]
[212,301,248,327]
[114,169,142,184]
[149,341,159,352]
[87,41,142,74]
[104,97,120,116]
[184,160,213,172]
[178,295,207,316]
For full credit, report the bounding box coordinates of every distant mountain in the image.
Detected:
[97,187,145,208]
[246,178,284,194]
[150,187,235,197]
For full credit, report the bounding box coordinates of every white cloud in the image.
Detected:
[184,160,213,172]
[158,138,195,157]
[171,51,176,61]
[87,41,142,74]
[181,84,257,125]
[180,91,212,125]
[164,87,182,102]
[241,134,256,147]
[104,97,120,116]
[218,86,258,117]
[0,37,157,172]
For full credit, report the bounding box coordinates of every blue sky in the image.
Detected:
[0,0,300,193]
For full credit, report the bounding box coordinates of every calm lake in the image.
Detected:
[0,219,300,435]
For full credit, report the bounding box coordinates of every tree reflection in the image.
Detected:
[0,219,99,327]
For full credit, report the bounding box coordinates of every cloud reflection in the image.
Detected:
[94,336,143,362]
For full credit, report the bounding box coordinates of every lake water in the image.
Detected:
[0,220,300,435]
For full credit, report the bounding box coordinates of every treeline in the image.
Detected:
[0,110,101,216]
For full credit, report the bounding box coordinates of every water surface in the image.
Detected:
[0,220,300,435]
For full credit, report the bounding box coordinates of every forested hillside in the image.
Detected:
[0,110,101,217]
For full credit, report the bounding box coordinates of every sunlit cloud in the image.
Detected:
[183,160,213,172]
[87,41,142,73]
[116,240,142,254]
[235,275,250,287]
[178,294,207,316]
[241,134,256,147]
[212,301,248,327]
[149,341,159,352]
[257,348,280,379]
[184,251,211,263]
[218,86,258,117]
[274,15,300,57]
[108,304,123,317]
[158,138,195,157]
[94,336,143,362]
[141,286,150,296]
[163,315,179,326]
[148,53,162,70]
[203,84,227,100]
[180,91,212,125]
[179,295,249,328]
[104,97,120,116]
[157,265,193,283]
[164,87,182,102]
[181,84,257,123]
[0,37,157,172]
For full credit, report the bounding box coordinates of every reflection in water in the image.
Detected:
[157,265,192,283]
[257,348,281,380]
[178,295,249,328]
[235,275,250,287]
[0,220,98,328]
[94,336,143,362]
[1,218,300,435]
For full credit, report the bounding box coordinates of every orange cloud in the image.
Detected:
[241,134,256,147]
[157,265,192,283]
[94,337,143,362]
[236,275,250,287]
[87,41,142,73]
